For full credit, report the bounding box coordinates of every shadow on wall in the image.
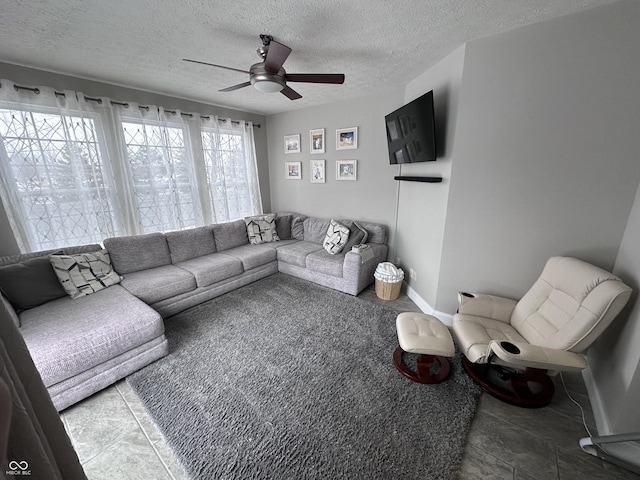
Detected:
[433,85,450,159]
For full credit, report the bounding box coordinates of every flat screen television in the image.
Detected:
[385,90,436,164]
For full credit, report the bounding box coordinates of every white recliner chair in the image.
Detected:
[452,256,632,407]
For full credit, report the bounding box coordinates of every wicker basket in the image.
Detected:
[375,278,402,301]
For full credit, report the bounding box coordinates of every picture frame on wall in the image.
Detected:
[336,127,358,150]
[285,161,302,179]
[336,160,357,181]
[284,134,301,154]
[310,128,325,154]
[310,159,325,183]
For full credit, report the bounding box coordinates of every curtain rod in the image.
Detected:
[2,82,261,128]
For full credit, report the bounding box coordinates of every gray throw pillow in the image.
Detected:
[50,250,122,299]
[0,255,67,311]
[342,221,369,252]
[275,214,293,240]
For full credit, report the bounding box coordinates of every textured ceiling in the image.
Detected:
[0,0,617,116]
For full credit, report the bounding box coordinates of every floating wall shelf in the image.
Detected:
[394,176,442,183]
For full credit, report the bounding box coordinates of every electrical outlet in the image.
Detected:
[409,268,417,280]
[395,257,400,265]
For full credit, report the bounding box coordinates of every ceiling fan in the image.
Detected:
[183,34,345,100]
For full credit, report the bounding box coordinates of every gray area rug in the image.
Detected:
[127,274,481,479]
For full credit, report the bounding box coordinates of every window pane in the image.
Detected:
[0,108,119,250]
[202,129,252,221]
[121,121,197,233]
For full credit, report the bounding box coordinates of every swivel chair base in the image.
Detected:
[462,357,555,408]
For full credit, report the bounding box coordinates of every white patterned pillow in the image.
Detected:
[244,214,280,245]
[50,250,122,299]
[323,220,350,255]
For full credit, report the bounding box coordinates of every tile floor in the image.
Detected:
[60,284,640,480]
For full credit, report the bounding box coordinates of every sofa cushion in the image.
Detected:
[276,241,324,268]
[222,244,277,271]
[212,219,249,251]
[104,232,171,274]
[120,265,196,304]
[176,253,244,288]
[18,285,164,387]
[275,214,292,240]
[0,255,67,311]
[323,220,350,254]
[165,226,216,263]
[306,249,345,278]
[303,217,332,244]
[244,214,280,245]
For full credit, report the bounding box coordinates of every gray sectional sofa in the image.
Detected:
[0,213,388,411]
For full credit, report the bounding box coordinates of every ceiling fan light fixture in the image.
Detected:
[250,64,286,93]
[252,77,285,93]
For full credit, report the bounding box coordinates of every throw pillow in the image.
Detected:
[0,254,67,311]
[244,214,280,245]
[275,214,293,240]
[50,250,122,299]
[343,221,369,252]
[323,220,350,255]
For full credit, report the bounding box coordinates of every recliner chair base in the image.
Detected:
[462,357,555,408]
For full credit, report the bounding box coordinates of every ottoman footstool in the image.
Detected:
[394,312,455,384]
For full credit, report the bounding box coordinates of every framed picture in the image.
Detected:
[310,128,325,154]
[336,127,358,150]
[285,161,302,179]
[310,159,325,183]
[336,160,357,181]
[284,134,301,154]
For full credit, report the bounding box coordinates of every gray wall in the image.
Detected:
[394,45,465,309]
[589,178,640,434]
[436,0,640,313]
[266,88,404,240]
[0,63,269,256]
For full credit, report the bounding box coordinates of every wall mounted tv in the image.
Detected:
[385,90,436,164]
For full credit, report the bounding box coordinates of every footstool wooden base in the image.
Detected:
[394,312,455,384]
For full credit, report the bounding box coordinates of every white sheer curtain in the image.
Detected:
[199,116,262,223]
[115,104,203,234]
[0,80,121,252]
[0,79,263,252]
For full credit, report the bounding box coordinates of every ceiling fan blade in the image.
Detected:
[286,73,345,84]
[281,85,302,100]
[183,58,249,75]
[264,40,292,74]
[219,81,252,92]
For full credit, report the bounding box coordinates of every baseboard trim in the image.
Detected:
[582,367,611,435]
[405,283,453,327]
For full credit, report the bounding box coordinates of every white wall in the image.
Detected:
[588,177,640,434]
[436,0,640,313]
[266,88,404,241]
[0,63,269,256]
[394,45,465,309]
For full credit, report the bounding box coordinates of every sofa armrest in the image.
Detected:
[488,340,587,371]
[457,292,517,323]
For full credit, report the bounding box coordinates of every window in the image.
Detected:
[0,84,262,253]
[0,107,120,251]
[122,121,199,233]
[202,128,255,221]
